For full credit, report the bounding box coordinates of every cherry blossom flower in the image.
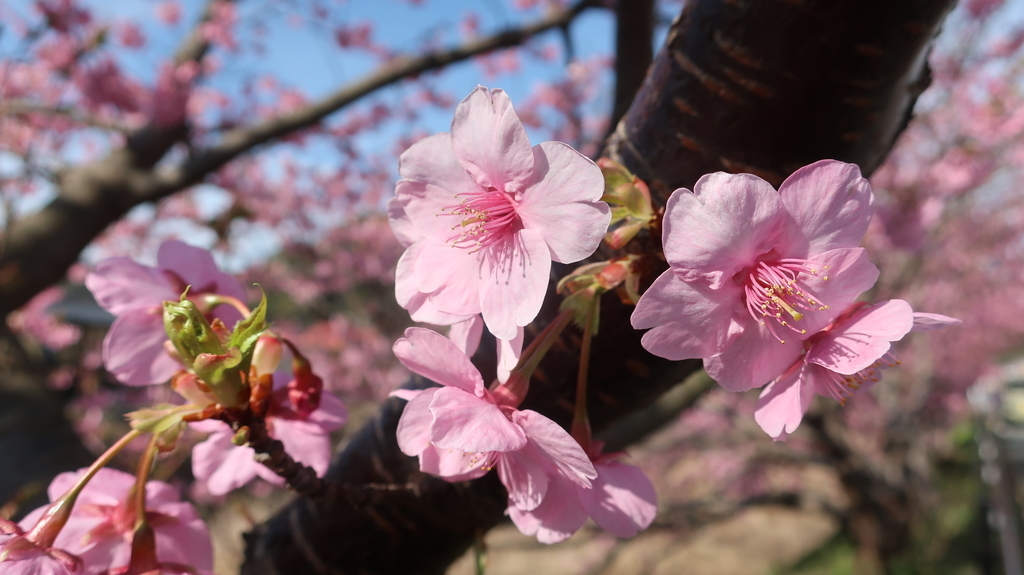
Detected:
[508,441,657,544]
[632,160,880,392]
[391,328,596,511]
[0,536,80,575]
[190,374,347,495]
[389,197,523,380]
[755,300,961,440]
[11,468,211,575]
[392,86,610,340]
[85,241,246,386]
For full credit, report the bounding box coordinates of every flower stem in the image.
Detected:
[24,429,142,547]
[126,435,161,574]
[570,297,598,451]
[494,310,573,406]
[201,294,251,318]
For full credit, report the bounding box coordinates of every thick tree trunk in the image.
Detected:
[242,1,956,573]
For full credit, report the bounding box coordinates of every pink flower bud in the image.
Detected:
[286,346,323,417]
[251,335,283,377]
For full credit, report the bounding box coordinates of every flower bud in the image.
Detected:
[286,346,323,417]
[251,335,283,377]
[192,349,246,408]
[163,299,224,365]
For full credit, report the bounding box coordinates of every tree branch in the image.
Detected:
[606,0,655,138]
[0,100,131,132]
[241,0,956,573]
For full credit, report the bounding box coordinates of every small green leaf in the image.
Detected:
[127,404,203,452]
[228,287,269,376]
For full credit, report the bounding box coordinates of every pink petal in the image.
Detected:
[517,141,610,263]
[157,240,244,301]
[507,501,542,537]
[808,299,913,374]
[704,323,804,392]
[152,502,213,571]
[387,196,422,248]
[514,410,596,487]
[191,431,262,495]
[479,228,551,341]
[0,549,74,575]
[396,242,476,325]
[409,240,484,317]
[392,328,484,394]
[85,257,176,316]
[389,389,425,402]
[396,133,483,241]
[496,449,549,512]
[419,444,494,481]
[579,460,658,538]
[268,418,332,476]
[496,327,524,383]
[796,247,880,335]
[306,392,348,432]
[103,308,181,386]
[663,173,788,289]
[518,475,590,544]
[395,389,437,457]
[911,312,962,332]
[754,361,815,439]
[632,270,742,360]
[428,387,527,453]
[450,87,534,194]
[448,315,484,357]
[778,160,873,256]
[47,468,133,506]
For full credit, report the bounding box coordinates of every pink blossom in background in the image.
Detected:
[200,1,238,51]
[632,160,880,392]
[191,374,347,495]
[508,441,657,544]
[116,22,145,49]
[74,57,144,114]
[755,300,961,440]
[85,240,246,386]
[7,286,82,350]
[155,1,181,25]
[392,86,610,340]
[35,0,91,33]
[13,468,212,575]
[148,62,195,128]
[392,328,596,510]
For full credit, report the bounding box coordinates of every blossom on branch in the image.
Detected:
[391,328,596,510]
[632,160,880,391]
[754,300,961,440]
[9,468,211,575]
[391,86,610,340]
[508,441,657,544]
[85,241,246,386]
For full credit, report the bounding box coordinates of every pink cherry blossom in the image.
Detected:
[755,300,961,440]
[85,240,246,386]
[13,468,212,575]
[508,442,657,544]
[191,374,347,496]
[392,86,611,340]
[632,160,880,392]
[391,328,596,509]
[0,538,79,575]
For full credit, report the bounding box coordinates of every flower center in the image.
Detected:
[819,352,900,405]
[440,187,520,252]
[743,257,830,344]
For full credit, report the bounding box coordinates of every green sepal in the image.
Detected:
[163,295,225,365]
[227,287,269,377]
[127,404,203,452]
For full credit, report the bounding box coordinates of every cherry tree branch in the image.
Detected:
[240,0,957,572]
[0,100,132,132]
[0,0,598,319]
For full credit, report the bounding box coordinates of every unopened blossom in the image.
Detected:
[85,241,246,386]
[391,86,610,340]
[392,328,596,510]
[632,160,880,391]
[11,468,211,575]
[508,441,657,544]
[191,373,347,495]
[755,300,961,440]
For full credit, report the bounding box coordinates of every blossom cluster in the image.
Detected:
[385,85,958,548]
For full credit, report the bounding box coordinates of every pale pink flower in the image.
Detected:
[392,86,610,340]
[155,1,181,25]
[391,328,596,510]
[0,538,79,575]
[13,468,211,575]
[632,160,880,392]
[755,300,961,440]
[190,374,347,495]
[508,441,657,544]
[116,23,145,48]
[85,240,246,386]
[389,197,523,380]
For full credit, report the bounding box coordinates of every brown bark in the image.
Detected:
[241,0,956,574]
[607,0,655,136]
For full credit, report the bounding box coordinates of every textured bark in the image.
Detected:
[607,0,655,135]
[241,1,956,574]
